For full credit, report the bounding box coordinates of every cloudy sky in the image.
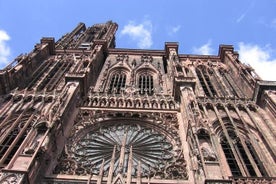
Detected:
[0,0,276,80]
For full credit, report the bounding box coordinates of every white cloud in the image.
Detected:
[172,25,181,33]
[238,42,276,81]
[193,40,214,55]
[168,25,181,36]
[121,20,153,49]
[236,13,246,23]
[0,30,11,68]
[271,18,276,29]
[236,1,255,23]
[257,17,276,30]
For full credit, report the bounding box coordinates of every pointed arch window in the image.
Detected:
[220,136,242,176]
[0,113,33,166]
[196,66,217,97]
[245,141,267,176]
[138,74,154,95]
[235,139,256,176]
[219,69,245,98]
[176,65,183,73]
[214,118,266,177]
[0,127,20,163]
[108,72,126,94]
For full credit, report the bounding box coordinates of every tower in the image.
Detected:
[0,21,275,184]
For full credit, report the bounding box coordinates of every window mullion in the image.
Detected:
[224,106,257,176]
[138,74,154,95]
[138,76,142,95]
[221,138,241,176]
[141,75,145,95]
[212,105,245,176]
[122,75,126,88]
[202,69,215,97]
[117,74,121,93]
[109,75,115,93]
[151,75,153,95]
[148,75,151,95]
[0,114,34,165]
[196,68,210,97]
[145,75,149,95]
[113,74,118,93]
[239,138,260,176]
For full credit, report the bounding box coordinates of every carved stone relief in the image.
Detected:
[0,172,25,184]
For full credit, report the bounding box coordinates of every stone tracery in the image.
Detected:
[54,110,188,180]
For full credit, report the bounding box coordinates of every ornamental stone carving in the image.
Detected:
[54,109,188,180]
[0,172,24,184]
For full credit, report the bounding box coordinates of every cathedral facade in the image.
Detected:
[0,21,275,184]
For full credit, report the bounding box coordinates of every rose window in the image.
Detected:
[64,122,184,177]
[54,119,188,180]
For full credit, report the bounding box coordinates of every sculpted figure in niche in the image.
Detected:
[200,142,217,161]
[24,122,48,155]
[197,129,217,162]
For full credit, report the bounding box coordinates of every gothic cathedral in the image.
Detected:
[0,21,275,184]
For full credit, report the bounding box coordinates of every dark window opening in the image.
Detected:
[196,69,211,96]
[0,126,29,165]
[0,128,19,159]
[30,61,72,92]
[176,65,183,73]
[45,62,72,91]
[27,60,52,90]
[37,62,63,91]
[215,118,267,177]
[198,129,210,140]
[220,71,239,97]
[221,71,245,98]
[236,140,256,176]
[246,142,267,176]
[163,56,168,73]
[138,74,154,95]
[108,73,126,94]
[196,67,217,97]
[204,73,216,96]
[221,139,242,176]
[37,123,48,134]
[226,129,237,140]
[3,134,26,165]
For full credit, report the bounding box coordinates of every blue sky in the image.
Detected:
[0,0,276,80]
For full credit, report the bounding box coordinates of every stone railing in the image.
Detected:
[230,177,276,184]
[205,177,276,184]
[84,92,178,110]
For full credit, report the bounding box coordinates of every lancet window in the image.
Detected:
[196,66,217,97]
[245,141,267,176]
[108,72,126,94]
[219,69,245,98]
[0,113,33,166]
[214,118,266,177]
[138,73,154,95]
[0,127,20,164]
[27,60,72,91]
[220,135,242,176]
[176,65,183,73]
